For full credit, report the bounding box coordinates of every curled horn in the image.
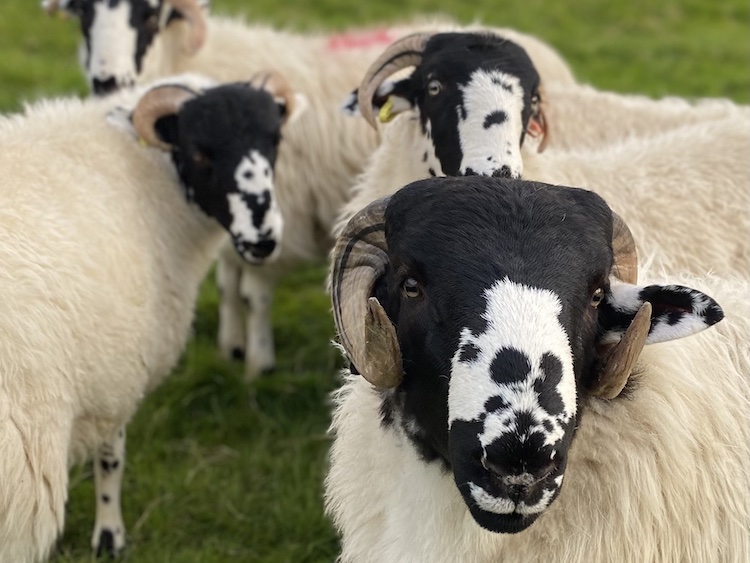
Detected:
[330,197,403,388]
[165,0,207,54]
[357,32,433,129]
[590,212,644,398]
[132,85,198,151]
[250,71,297,124]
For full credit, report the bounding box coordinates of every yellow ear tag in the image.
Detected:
[378,97,396,123]
[138,137,148,148]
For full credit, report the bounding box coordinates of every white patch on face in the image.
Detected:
[448,278,577,449]
[87,2,139,89]
[227,151,282,262]
[456,70,526,178]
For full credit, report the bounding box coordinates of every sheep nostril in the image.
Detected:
[249,239,277,259]
[492,166,512,179]
[92,77,119,96]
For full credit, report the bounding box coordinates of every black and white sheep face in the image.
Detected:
[367,177,724,534]
[352,33,543,178]
[153,83,286,263]
[58,0,163,95]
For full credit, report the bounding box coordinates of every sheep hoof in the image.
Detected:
[95,529,116,558]
[231,347,246,361]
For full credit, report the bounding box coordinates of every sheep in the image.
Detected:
[325,175,749,563]
[42,0,578,377]
[0,71,304,561]
[337,31,750,276]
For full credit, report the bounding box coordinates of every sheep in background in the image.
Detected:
[42,0,579,378]
[0,72,303,561]
[539,82,750,151]
[326,176,748,563]
[339,32,749,276]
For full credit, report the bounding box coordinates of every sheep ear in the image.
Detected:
[598,280,724,346]
[527,96,548,153]
[589,280,724,399]
[340,78,413,121]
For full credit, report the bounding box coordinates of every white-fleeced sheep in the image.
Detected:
[539,81,750,151]
[337,32,749,276]
[0,72,303,561]
[43,0,578,379]
[326,176,749,563]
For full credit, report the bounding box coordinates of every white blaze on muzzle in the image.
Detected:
[448,278,577,450]
[227,150,282,262]
[87,2,139,88]
[457,71,526,178]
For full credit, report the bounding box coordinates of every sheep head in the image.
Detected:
[346,32,549,179]
[330,176,724,533]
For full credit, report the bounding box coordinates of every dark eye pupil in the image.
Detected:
[403,278,420,297]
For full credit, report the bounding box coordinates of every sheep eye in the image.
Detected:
[192,150,209,166]
[590,287,605,307]
[427,80,442,96]
[402,278,421,298]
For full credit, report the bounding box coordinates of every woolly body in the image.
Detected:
[0,90,227,562]
[326,271,750,563]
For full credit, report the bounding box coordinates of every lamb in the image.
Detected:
[338,31,750,276]
[326,176,749,563]
[42,0,578,379]
[0,71,303,561]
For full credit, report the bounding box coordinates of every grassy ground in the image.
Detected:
[0,0,747,561]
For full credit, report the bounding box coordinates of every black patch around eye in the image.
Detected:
[490,347,531,385]
[459,343,481,363]
[483,110,507,129]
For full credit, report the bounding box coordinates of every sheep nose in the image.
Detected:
[492,165,512,179]
[481,456,555,496]
[92,77,119,96]
[249,239,277,259]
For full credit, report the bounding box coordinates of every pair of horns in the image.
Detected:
[44,0,206,56]
[132,71,295,152]
[330,198,642,396]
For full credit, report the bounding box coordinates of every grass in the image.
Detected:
[0,0,747,561]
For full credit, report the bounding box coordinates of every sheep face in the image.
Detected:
[149,83,286,263]
[55,0,163,95]
[351,33,544,179]
[331,176,723,534]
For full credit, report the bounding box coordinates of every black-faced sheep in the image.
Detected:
[326,176,748,563]
[0,72,302,561]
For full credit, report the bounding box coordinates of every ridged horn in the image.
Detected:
[165,0,207,55]
[590,212,644,398]
[249,71,297,124]
[357,33,433,129]
[590,302,651,399]
[611,212,638,284]
[330,196,403,388]
[132,84,198,151]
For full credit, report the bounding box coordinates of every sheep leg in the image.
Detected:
[241,268,276,379]
[217,252,247,361]
[91,426,126,557]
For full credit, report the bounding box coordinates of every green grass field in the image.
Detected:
[0,0,747,561]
